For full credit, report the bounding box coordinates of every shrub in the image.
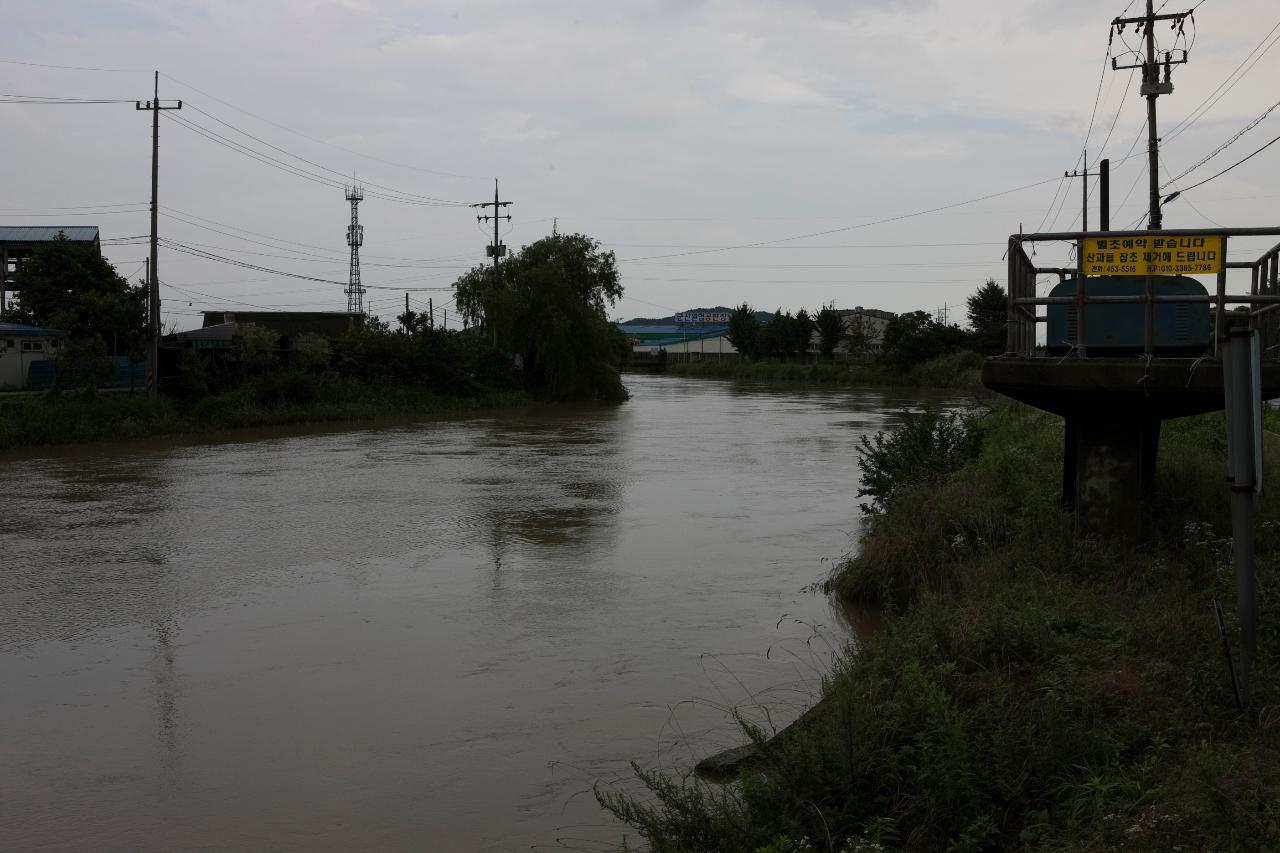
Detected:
[856,406,982,514]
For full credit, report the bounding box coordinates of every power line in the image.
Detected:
[0,57,148,73]
[181,102,470,205]
[619,175,1060,262]
[1162,95,1280,188]
[164,112,467,207]
[1172,128,1280,194]
[1164,15,1280,143]
[159,71,489,181]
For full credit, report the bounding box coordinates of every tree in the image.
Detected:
[727,303,761,360]
[237,325,278,374]
[814,303,845,361]
[453,233,627,401]
[845,316,872,362]
[763,309,792,360]
[10,233,147,357]
[792,308,815,362]
[967,279,1008,356]
[879,310,968,371]
[291,333,331,371]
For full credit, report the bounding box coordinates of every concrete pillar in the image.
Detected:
[1071,412,1162,542]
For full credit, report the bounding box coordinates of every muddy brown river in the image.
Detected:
[0,374,956,852]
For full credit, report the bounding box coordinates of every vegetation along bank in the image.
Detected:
[657,280,1005,391]
[0,232,628,450]
[601,402,1280,852]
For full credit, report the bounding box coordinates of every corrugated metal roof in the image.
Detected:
[617,324,728,335]
[0,226,100,243]
[0,322,67,336]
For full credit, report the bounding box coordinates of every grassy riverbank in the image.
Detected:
[663,350,983,391]
[0,377,530,451]
[601,403,1280,852]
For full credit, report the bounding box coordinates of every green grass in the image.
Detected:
[665,351,984,391]
[0,377,531,451]
[600,403,1280,853]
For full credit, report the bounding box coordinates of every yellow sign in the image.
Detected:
[1080,234,1224,276]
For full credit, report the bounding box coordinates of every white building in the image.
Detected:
[805,307,895,361]
[0,322,66,389]
[633,329,738,361]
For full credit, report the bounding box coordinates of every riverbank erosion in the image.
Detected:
[0,377,532,451]
[600,403,1280,852]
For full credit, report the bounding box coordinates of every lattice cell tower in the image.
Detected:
[344,185,365,314]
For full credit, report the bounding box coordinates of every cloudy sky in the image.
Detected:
[4,0,1279,329]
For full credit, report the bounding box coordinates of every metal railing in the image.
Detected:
[1005,226,1280,358]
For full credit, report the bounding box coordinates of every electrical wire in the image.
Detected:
[181,103,470,205]
[1173,128,1280,194]
[1164,16,1280,143]
[0,58,148,73]
[164,112,467,207]
[618,175,1060,262]
[159,71,488,181]
[1162,95,1280,188]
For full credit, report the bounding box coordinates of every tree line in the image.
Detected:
[724,279,1008,370]
[7,231,629,404]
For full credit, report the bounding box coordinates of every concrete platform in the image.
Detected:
[983,356,1280,541]
[982,356,1280,419]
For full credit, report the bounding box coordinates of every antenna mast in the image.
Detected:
[345,185,365,314]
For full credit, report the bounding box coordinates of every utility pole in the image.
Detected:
[428,297,433,329]
[136,71,181,398]
[1111,1,1193,230]
[473,179,512,287]
[1099,158,1111,230]
[1064,148,1102,233]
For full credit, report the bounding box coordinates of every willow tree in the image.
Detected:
[454,233,628,402]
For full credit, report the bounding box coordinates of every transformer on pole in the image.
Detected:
[345,185,365,315]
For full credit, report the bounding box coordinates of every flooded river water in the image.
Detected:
[0,374,953,852]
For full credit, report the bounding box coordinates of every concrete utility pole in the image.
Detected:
[135,71,181,398]
[1111,1,1193,230]
[473,179,512,287]
[1064,148,1102,233]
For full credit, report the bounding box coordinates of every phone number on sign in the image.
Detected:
[1086,264,1213,275]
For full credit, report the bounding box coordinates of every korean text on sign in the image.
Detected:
[1080,234,1224,276]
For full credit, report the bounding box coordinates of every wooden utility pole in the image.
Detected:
[136,72,181,397]
[1111,1,1192,230]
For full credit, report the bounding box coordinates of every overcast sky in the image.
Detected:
[4,0,1280,329]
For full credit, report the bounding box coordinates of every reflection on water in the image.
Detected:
[0,375,957,852]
